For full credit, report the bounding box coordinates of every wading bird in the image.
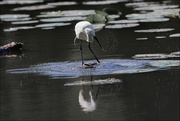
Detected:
[74,21,103,66]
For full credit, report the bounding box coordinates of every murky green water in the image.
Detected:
[0,0,179,120]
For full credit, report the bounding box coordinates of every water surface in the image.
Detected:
[0,0,179,120]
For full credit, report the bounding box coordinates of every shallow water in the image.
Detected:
[0,0,179,120]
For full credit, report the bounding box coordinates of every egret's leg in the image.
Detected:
[88,43,100,64]
[80,40,84,65]
[95,85,100,100]
[90,76,93,89]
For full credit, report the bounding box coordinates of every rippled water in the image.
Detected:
[0,0,179,120]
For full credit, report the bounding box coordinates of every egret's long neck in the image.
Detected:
[85,28,94,43]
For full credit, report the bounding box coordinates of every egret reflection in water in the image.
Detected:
[75,76,123,113]
[78,77,100,113]
[79,86,100,113]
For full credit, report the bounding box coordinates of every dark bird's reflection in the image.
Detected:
[0,50,24,58]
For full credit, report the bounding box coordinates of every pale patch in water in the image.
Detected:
[11,20,39,25]
[133,53,180,59]
[0,14,30,21]
[4,26,35,32]
[40,17,85,22]
[6,59,180,79]
[107,15,120,19]
[155,36,166,39]
[112,68,157,74]
[35,23,71,28]
[136,38,148,40]
[169,33,180,38]
[38,10,95,18]
[108,20,139,24]
[134,5,179,11]
[150,60,180,67]
[126,13,164,20]
[125,2,155,8]
[135,28,174,33]
[0,0,43,5]
[83,1,120,5]
[105,23,139,29]
[47,2,77,6]
[171,51,180,55]
[0,14,30,19]
[139,18,169,22]
[12,4,55,11]
[64,78,122,86]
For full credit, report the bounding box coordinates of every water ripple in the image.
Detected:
[6,59,180,79]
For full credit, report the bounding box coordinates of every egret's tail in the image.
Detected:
[74,37,77,46]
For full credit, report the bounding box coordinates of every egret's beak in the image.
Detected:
[94,36,105,51]
[94,36,102,48]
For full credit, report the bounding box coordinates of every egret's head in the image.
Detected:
[84,28,95,43]
[85,28,95,36]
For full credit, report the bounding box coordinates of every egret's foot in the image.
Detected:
[82,63,91,66]
[82,62,98,68]
[83,65,93,68]
[87,62,99,66]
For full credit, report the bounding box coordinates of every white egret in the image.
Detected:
[74,21,103,66]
